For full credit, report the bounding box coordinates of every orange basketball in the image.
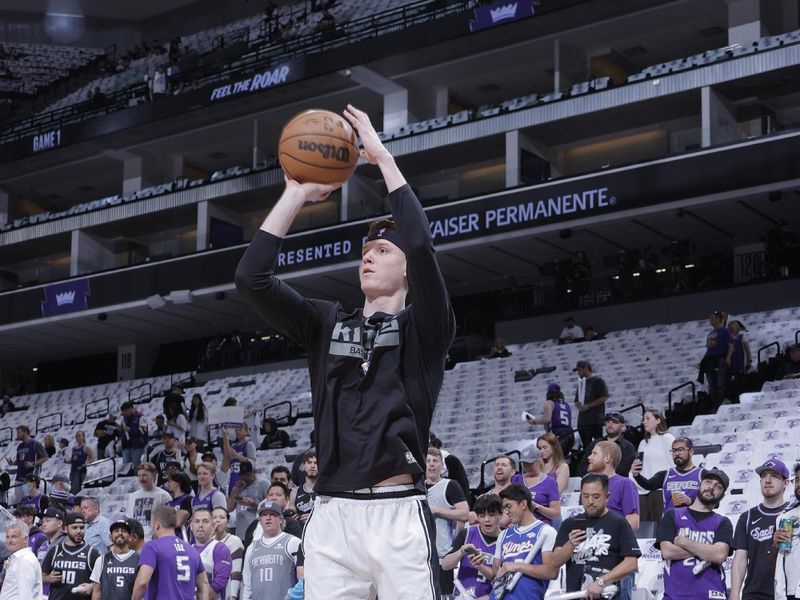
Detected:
[278,109,358,185]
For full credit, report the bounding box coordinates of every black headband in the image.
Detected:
[364,226,405,254]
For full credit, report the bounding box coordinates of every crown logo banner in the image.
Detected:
[42,279,90,317]
[470,0,540,33]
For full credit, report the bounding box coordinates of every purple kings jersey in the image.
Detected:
[458,527,496,598]
[662,467,702,513]
[192,488,220,512]
[15,439,37,480]
[491,521,556,600]
[664,507,727,600]
[228,441,248,493]
[550,400,572,434]
[139,535,204,600]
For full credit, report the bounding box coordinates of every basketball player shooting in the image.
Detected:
[235,104,456,600]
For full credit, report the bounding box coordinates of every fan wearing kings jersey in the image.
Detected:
[90,519,139,600]
[42,512,100,600]
[442,494,503,599]
[131,506,208,600]
[234,104,455,600]
[191,508,233,599]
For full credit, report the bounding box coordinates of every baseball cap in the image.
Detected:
[755,457,790,479]
[51,473,70,484]
[257,500,283,516]
[701,468,730,491]
[109,518,132,533]
[604,412,625,424]
[573,360,591,371]
[24,473,40,484]
[564,316,576,323]
[239,461,254,475]
[40,507,65,521]
[519,445,541,464]
[126,518,145,538]
[547,383,561,393]
[58,438,69,445]
[65,512,85,526]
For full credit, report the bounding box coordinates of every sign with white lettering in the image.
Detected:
[209,61,302,102]
[32,128,62,153]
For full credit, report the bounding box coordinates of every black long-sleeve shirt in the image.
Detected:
[235,184,456,493]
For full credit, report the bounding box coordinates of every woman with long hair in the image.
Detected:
[187,393,207,443]
[167,470,194,537]
[510,446,561,525]
[633,408,674,522]
[536,432,570,494]
[64,430,95,494]
[526,383,574,458]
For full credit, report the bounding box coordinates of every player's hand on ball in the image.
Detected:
[284,175,341,203]
[343,104,390,165]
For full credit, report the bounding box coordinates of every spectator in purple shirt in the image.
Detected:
[190,508,232,599]
[510,446,561,525]
[131,506,209,600]
[587,441,640,531]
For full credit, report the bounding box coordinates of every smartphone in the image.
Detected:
[636,452,644,462]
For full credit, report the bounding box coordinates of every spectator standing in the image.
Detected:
[259,418,291,450]
[731,458,791,600]
[778,344,800,380]
[727,320,752,375]
[441,494,502,599]
[33,507,65,565]
[89,518,139,600]
[632,436,702,519]
[537,432,571,494]
[94,414,120,459]
[127,463,172,540]
[121,402,147,474]
[634,409,675,521]
[700,310,732,408]
[53,438,70,471]
[426,447,469,594]
[0,519,42,600]
[42,512,100,600]
[488,337,511,358]
[774,462,800,600]
[527,383,574,458]
[188,394,208,444]
[166,471,194,538]
[20,474,48,514]
[552,473,641,600]
[574,361,609,448]
[240,501,303,600]
[193,462,227,513]
[579,413,636,478]
[227,462,269,541]
[487,455,516,496]
[270,466,292,487]
[488,484,558,600]
[126,519,145,553]
[511,446,561,525]
[8,426,48,503]
[48,474,75,512]
[81,497,111,554]
[148,65,168,101]
[211,508,244,600]
[655,468,733,600]
[184,438,203,491]
[151,431,182,486]
[245,482,303,547]
[560,317,584,344]
[222,425,256,495]
[288,450,317,522]
[43,435,56,458]
[586,442,639,531]
[65,431,94,495]
[190,508,233,600]
[130,507,207,600]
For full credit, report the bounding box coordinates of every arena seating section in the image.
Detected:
[3,305,798,597]
[0,43,104,96]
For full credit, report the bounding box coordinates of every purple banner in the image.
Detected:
[41,279,90,317]
[469,0,540,32]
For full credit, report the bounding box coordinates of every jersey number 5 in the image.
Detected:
[176,556,191,581]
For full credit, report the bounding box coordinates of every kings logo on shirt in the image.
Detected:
[572,528,612,563]
[329,318,400,359]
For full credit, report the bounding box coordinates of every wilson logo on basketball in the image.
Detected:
[297,140,351,163]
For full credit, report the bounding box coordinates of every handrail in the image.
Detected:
[129,382,152,405]
[73,396,110,425]
[667,381,696,413]
[0,426,12,447]
[618,402,646,422]
[36,411,63,435]
[82,455,117,488]
[170,372,195,390]
[262,400,294,427]
[795,329,799,345]
[476,449,521,494]
[757,341,781,365]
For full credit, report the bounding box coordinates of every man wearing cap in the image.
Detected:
[89,519,139,600]
[235,106,454,600]
[241,500,304,600]
[227,461,269,541]
[774,462,800,600]
[120,402,147,476]
[9,426,48,504]
[80,498,111,554]
[20,474,49,515]
[245,482,304,548]
[527,383,574,457]
[150,431,182,487]
[656,468,733,600]
[126,462,171,540]
[124,519,145,553]
[191,508,232,600]
[50,475,76,511]
[0,518,42,600]
[559,317,584,344]
[731,458,791,600]
[54,438,71,470]
[579,413,636,478]
[511,446,561,525]
[632,436,703,516]
[574,361,609,449]
[42,512,101,600]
